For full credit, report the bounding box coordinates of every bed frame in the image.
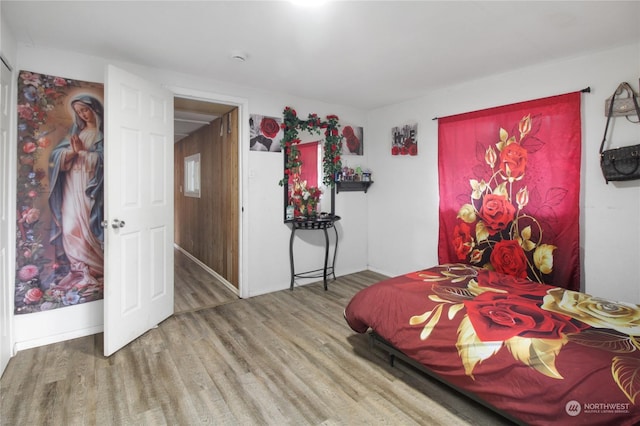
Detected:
[368,331,525,426]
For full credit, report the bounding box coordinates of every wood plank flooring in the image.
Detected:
[1,257,515,425]
[173,249,238,313]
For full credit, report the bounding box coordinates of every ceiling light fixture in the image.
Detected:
[290,0,328,7]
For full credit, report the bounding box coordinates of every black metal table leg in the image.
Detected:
[323,227,329,290]
[289,226,296,290]
[287,215,340,291]
[331,225,339,280]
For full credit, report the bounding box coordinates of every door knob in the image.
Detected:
[111,219,126,229]
[101,220,109,228]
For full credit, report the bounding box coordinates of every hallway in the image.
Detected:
[174,248,238,314]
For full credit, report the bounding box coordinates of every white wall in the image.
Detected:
[8,43,368,349]
[4,34,639,351]
[366,42,640,304]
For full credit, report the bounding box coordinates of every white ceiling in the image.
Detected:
[2,1,639,111]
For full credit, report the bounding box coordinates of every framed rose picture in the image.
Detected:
[391,122,418,156]
[341,123,363,155]
[250,114,283,152]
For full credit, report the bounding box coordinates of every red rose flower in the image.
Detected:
[53,77,67,87]
[499,143,528,179]
[476,269,545,296]
[408,143,418,156]
[453,222,473,260]
[260,117,280,139]
[465,291,586,342]
[343,126,354,137]
[23,142,37,153]
[490,240,528,279]
[346,134,360,153]
[17,104,34,121]
[24,288,43,304]
[478,194,515,235]
[37,137,51,148]
[391,146,400,155]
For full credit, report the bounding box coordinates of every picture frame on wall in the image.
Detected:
[250,114,283,152]
[391,122,418,156]
[341,123,364,155]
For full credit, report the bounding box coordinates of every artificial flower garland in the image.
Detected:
[278,106,343,188]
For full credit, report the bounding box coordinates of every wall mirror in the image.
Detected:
[279,107,343,222]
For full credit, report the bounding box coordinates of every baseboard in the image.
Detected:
[14,325,103,352]
[366,266,394,278]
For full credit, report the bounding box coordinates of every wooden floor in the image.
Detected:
[173,249,239,314]
[1,254,515,425]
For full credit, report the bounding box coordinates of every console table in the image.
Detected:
[288,215,340,290]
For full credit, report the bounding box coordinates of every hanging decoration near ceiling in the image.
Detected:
[15,70,105,314]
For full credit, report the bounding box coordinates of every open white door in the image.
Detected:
[0,58,13,376]
[104,65,174,356]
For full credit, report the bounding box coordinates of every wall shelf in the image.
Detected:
[336,181,373,194]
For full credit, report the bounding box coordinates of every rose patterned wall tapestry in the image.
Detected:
[437,92,582,291]
[15,71,105,314]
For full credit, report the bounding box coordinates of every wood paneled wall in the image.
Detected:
[174,109,239,288]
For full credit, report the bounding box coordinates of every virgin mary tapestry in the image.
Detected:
[15,70,105,314]
[438,92,582,291]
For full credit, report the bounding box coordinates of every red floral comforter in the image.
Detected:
[344,264,640,425]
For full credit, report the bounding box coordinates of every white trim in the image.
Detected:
[174,244,239,296]
[13,300,104,352]
[1,58,16,373]
[166,86,250,299]
[14,325,104,352]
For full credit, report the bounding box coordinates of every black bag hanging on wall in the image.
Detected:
[599,82,640,184]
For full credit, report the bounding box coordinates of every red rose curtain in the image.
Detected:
[438,92,581,291]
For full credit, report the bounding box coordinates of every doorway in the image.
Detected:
[173,96,242,312]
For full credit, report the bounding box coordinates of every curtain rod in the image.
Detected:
[431,87,591,121]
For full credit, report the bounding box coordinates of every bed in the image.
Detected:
[344,264,640,425]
